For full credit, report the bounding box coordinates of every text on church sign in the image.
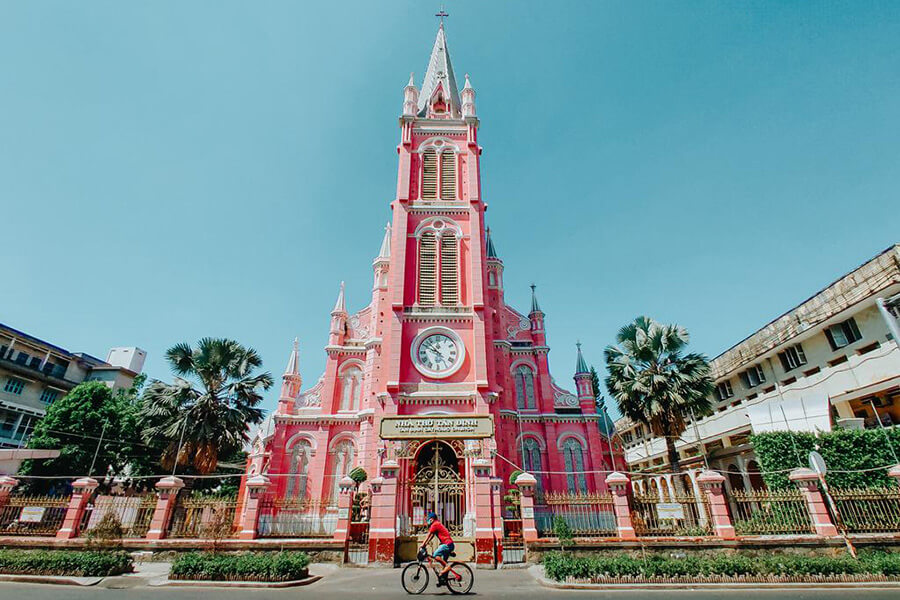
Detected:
[380,415,493,439]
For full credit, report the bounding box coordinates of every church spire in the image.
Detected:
[278,337,302,413]
[284,337,300,376]
[377,222,392,260]
[575,341,589,374]
[486,227,499,259]
[530,284,542,314]
[332,281,346,315]
[418,23,461,117]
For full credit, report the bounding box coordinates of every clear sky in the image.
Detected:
[3,1,899,418]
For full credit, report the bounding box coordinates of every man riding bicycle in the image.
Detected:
[420,511,454,586]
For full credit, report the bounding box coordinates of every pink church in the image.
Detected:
[241,23,621,563]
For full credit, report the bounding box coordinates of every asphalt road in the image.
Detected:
[2,568,899,599]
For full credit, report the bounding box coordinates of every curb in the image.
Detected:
[535,577,900,590]
[156,575,322,588]
[0,574,102,586]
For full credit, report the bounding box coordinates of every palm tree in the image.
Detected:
[604,317,713,483]
[139,338,273,474]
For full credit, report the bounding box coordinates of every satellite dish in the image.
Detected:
[809,451,827,476]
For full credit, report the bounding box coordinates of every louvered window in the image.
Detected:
[440,234,458,305]
[440,151,456,200]
[418,232,437,305]
[421,149,438,200]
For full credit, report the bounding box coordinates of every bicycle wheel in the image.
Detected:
[401,562,429,594]
[446,562,474,595]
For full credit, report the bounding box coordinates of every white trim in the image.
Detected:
[410,326,466,379]
[515,432,546,452]
[285,432,317,452]
[557,432,588,451]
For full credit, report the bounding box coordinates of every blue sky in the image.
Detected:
[3,1,899,418]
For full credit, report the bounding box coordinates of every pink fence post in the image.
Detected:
[789,468,838,537]
[0,476,18,512]
[333,476,356,543]
[146,476,185,540]
[56,477,98,539]
[368,460,399,566]
[514,472,538,543]
[697,470,736,540]
[605,471,637,540]
[473,459,496,567]
[889,464,900,487]
[238,474,271,540]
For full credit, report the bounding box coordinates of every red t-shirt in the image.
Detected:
[428,520,453,545]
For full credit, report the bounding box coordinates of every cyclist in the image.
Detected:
[420,511,454,586]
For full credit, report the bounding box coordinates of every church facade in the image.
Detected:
[241,23,620,562]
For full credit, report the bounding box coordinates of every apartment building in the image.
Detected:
[0,323,146,448]
[615,244,900,496]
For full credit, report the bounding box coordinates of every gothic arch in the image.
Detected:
[414,216,463,239]
[328,432,359,453]
[556,432,589,451]
[514,432,546,451]
[416,137,461,154]
[285,432,318,453]
[509,359,537,374]
[338,358,365,373]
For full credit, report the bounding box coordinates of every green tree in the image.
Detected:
[604,316,713,482]
[589,366,602,403]
[138,338,272,474]
[20,376,154,490]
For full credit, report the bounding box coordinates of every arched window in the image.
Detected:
[440,151,456,200]
[329,440,355,504]
[285,440,312,500]
[421,149,438,200]
[439,234,458,305]
[521,437,543,495]
[340,366,362,411]
[418,231,437,306]
[514,365,536,409]
[561,438,587,494]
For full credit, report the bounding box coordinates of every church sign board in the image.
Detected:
[380,415,493,439]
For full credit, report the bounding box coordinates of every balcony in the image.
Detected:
[0,352,74,388]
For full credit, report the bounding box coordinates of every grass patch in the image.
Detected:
[0,550,133,577]
[543,551,900,582]
[169,551,311,582]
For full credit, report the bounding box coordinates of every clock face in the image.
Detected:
[412,329,464,378]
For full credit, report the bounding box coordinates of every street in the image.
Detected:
[1,567,899,600]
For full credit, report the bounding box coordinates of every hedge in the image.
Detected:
[542,551,900,581]
[751,429,900,490]
[0,550,133,577]
[169,551,311,582]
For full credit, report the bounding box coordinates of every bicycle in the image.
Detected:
[401,544,474,594]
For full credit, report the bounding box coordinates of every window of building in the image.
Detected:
[716,380,734,401]
[521,438,543,495]
[14,351,29,365]
[421,149,438,200]
[0,410,17,433]
[561,437,588,494]
[439,235,458,305]
[14,415,34,440]
[339,366,363,411]
[514,365,536,409]
[440,151,456,200]
[4,377,26,395]
[329,440,355,504]
[418,231,437,305]
[488,271,496,286]
[739,365,766,389]
[285,440,312,500]
[39,389,59,404]
[825,317,863,351]
[777,344,807,371]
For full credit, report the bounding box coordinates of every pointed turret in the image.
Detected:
[574,341,596,413]
[461,73,476,118]
[373,223,391,290]
[486,227,499,260]
[418,23,462,118]
[402,72,419,116]
[529,284,546,344]
[329,282,347,346]
[278,338,303,414]
[377,223,392,261]
[530,284,542,315]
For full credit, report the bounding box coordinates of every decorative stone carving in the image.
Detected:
[554,391,578,408]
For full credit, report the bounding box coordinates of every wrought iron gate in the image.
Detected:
[405,442,466,535]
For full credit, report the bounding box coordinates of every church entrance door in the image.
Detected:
[407,441,466,536]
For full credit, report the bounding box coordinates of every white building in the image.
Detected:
[616,244,900,497]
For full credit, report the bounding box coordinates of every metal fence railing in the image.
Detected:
[534,492,617,537]
[256,497,336,538]
[632,491,712,537]
[731,488,814,535]
[0,494,70,536]
[166,494,240,539]
[831,487,900,533]
[80,494,157,538]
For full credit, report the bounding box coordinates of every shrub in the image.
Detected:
[542,551,900,581]
[0,550,133,577]
[169,551,311,582]
[553,515,573,549]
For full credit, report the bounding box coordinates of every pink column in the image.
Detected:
[333,476,356,543]
[238,475,272,540]
[146,476,185,540]
[697,470,735,540]
[368,461,399,566]
[56,477,98,539]
[514,472,538,543]
[472,459,496,567]
[605,472,637,540]
[0,476,18,512]
[789,468,838,537]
